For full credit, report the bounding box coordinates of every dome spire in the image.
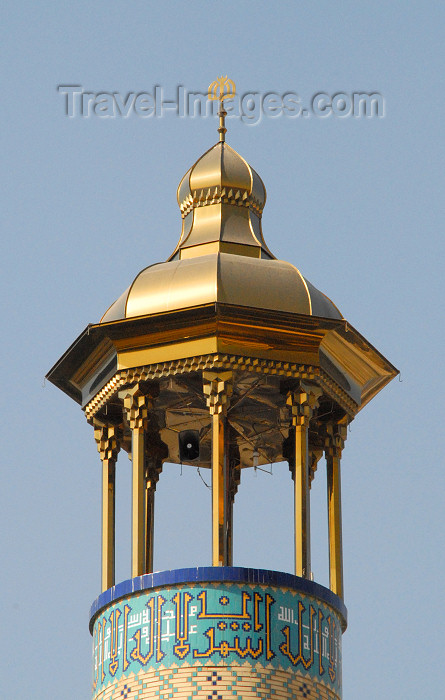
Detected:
[208,76,236,143]
[169,77,275,262]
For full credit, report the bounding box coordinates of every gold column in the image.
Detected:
[94,422,120,592]
[325,422,347,599]
[286,386,321,579]
[203,370,233,567]
[145,470,156,574]
[144,456,163,574]
[227,437,241,566]
[121,386,153,578]
[144,389,164,575]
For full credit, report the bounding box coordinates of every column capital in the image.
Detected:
[202,370,233,416]
[93,421,120,463]
[286,383,322,427]
[324,422,348,458]
[145,461,163,490]
[309,447,324,485]
[120,383,157,431]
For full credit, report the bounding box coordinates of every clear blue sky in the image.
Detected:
[1,1,444,698]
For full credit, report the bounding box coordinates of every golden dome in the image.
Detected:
[101,141,342,323]
[171,141,272,260]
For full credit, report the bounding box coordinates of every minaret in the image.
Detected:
[47,78,397,700]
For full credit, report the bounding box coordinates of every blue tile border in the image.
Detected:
[89,567,347,633]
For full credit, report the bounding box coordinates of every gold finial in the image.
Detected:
[208,76,236,142]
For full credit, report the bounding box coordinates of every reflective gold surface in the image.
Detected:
[172,141,270,259]
[208,76,236,103]
[101,459,115,591]
[103,254,341,323]
[94,423,119,592]
[100,134,344,326]
[203,370,233,566]
[131,427,145,577]
[327,454,343,598]
[326,424,347,599]
[208,76,236,142]
[189,143,253,192]
[49,301,396,421]
[47,121,398,601]
[294,425,310,578]
[145,481,155,574]
[212,412,226,566]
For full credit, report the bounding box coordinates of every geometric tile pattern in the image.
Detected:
[94,665,341,700]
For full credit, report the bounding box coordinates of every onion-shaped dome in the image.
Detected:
[101,141,342,323]
[171,141,272,260]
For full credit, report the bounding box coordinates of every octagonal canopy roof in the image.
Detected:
[101,141,342,324]
[101,254,342,322]
[47,134,398,417]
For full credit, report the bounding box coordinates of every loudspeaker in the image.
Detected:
[179,430,200,462]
